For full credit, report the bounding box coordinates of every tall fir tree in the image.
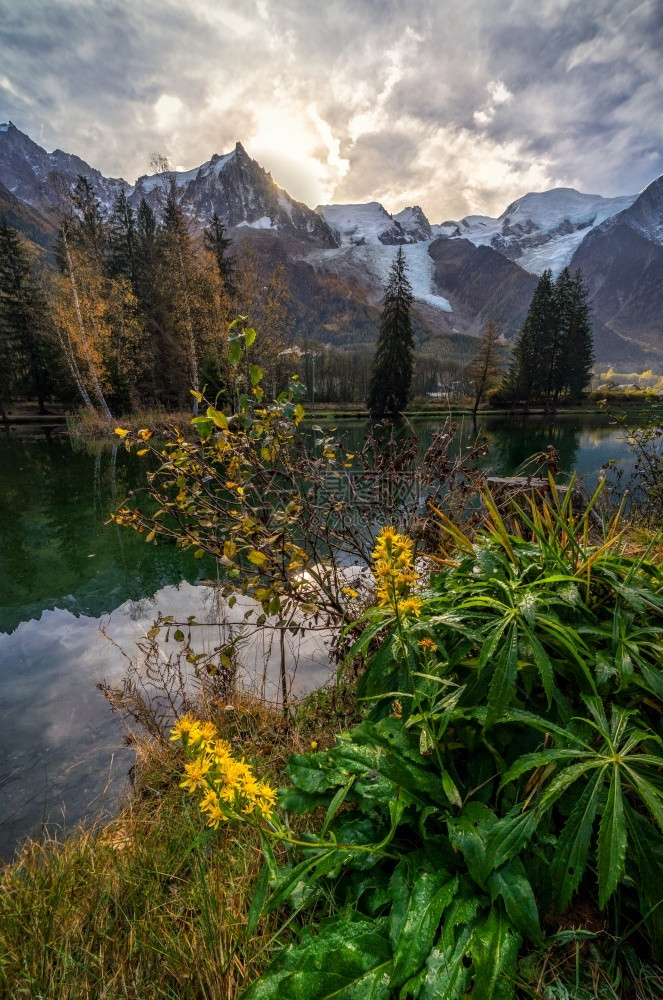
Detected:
[0,222,55,415]
[499,267,594,409]
[500,269,556,408]
[108,190,138,284]
[464,320,504,415]
[203,213,235,299]
[367,247,415,419]
[554,269,594,404]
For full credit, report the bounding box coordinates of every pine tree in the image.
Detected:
[203,213,235,299]
[367,247,415,418]
[464,320,504,415]
[499,269,556,408]
[108,190,138,283]
[0,221,55,415]
[554,269,594,404]
[499,267,594,410]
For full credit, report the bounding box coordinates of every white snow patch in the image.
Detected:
[237,215,274,229]
[305,239,452,312]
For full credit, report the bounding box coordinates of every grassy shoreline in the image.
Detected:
[0,687,357,999]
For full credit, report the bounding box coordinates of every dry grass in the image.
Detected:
[67,408,196,439]
[0,684,359,1000]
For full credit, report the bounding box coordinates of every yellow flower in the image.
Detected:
[202,799,226,829]
[198,720,218,743]
[170,714,202,744]
[418,638,437,651]
[310,740,318,750]
[398,597,422,617]
[180,756,212,793]
[372,526,420,615]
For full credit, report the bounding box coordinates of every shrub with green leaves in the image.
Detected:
[245,482,663,999]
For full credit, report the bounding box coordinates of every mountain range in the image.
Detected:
[1,120,661,366]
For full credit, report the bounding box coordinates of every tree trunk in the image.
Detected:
[62,231,113,421]
[55,326,96,413]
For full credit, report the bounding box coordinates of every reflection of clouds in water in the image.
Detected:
[0,580,335,858]
[104,582,335,706]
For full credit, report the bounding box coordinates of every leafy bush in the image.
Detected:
[243,482,663,998]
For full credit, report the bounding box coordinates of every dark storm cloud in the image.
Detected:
[0,0,660,218]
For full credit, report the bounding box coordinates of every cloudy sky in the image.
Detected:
[1,0,662,220]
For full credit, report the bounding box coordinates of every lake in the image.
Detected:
[0,414,644,857]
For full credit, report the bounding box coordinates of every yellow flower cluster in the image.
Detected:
[170,715,277,828]
[372,526,421,616]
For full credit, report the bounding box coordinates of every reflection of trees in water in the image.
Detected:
[476,417,583,480]
[0,437,210,634]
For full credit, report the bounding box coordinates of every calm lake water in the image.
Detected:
[0,415,643,857]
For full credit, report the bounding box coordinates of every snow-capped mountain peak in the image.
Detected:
[439,187,637,276]
[316,201,432,246]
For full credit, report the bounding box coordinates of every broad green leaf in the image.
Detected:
[321,777,355,836]
[487,860,541,945]
[484,809,538,872]
[390,874,458,988]
[468,908,521,1000]
[420,932,474,999]
[447,803,496,887]
[242,916,393,999]
[597,766,626,908]
[247,549,268,566]
[551,771,602,911]
[206,405,228,429]
[191,416,213,440]
[245,326,257,348]
[249,363,263,387]
[263,848,353,915]
[420,892,482,1000]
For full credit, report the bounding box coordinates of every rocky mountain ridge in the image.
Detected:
[0,121,660,364]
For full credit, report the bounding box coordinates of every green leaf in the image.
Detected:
[467,908,521,1000]
[484,809,538,872]
[247,860,270,939]
[206,405,228,429]
[487,860,541,946]
[249,364,263,387]
[390,874,458,988]
[485,624,518,727]
[597,766,626,908]
[229,341,242,368]
[191,416,213,440]
[242,915,393,999]
[263,848,354,915]
[173,629,184,642]
[524,629,554,706]
[551,771,602,911]
[420,893,482,1000]
[244,327,257,348]
[321,777,355,836]
[625,805,663,953]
